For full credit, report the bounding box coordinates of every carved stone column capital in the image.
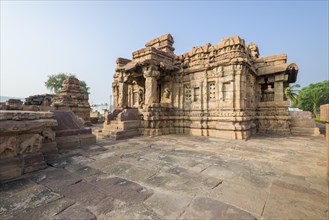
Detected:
[143,65,160,79]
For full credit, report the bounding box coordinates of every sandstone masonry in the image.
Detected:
[52,76,92,126]
[105,34,299,139]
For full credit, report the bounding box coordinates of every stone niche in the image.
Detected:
[108,34,299,139]
[0,110,58,182]
[51,76,92,126]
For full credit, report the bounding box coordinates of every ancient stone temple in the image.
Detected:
[51,76,92,126]
[106,34,298,139]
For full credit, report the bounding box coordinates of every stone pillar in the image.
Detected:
[143,65,160,106]
[112,84,118,109]
[118,82,128,108]
[274,74,284,102]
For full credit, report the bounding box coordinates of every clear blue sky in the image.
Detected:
[1,1,328,104]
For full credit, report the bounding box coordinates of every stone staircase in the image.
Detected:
[289,111,320,136]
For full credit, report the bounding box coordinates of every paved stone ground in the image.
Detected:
[1,134,328,219]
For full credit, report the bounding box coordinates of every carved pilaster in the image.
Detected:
[143,65,160,106]
[274,74,284,102]
[115,72,129,108]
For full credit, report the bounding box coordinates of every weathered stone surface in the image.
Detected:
[0,156,22,181]
[92,177,153,203]
[52,204,96,220]
[109,34,299,140]
[0,178,62,219]
[103,202,162,220]
[22,152,47,174]
[24,94,56,106]
[180,197,256,220]
[144,190,193,219]
[12,198,75,220]
[3,99,23,110]
[0,110,58,181]
[35,168,82,191]
[59,181,114,215]
[102,108,142,140]
[51,76,92,126]
[0,134,327,219]
[0,110,54,121]
[290,111,320,135]
[51,110,96,149]
[263,180,328,220]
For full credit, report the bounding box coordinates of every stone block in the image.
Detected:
[80,134,97,147]
[56,136,80,149]
[52,204,96,220]
[180,197,256,220]
[0,156,23,182]
[22,152,47,174]
[40,142,58,156]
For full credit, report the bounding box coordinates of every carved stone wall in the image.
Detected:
[0,110,58,181]
[109,34,299,139]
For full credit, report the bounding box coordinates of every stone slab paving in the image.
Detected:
[0,134,328,219]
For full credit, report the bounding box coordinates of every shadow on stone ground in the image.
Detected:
[1,134,328,220]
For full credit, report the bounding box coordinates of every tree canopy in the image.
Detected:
[45,73,90,96]
[297,80,329,117]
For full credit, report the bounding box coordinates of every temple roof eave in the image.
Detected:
[257,62,298,83]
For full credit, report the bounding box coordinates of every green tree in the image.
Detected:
[45,73,90,96]
[284,84,300,107]
[297,80,329,117]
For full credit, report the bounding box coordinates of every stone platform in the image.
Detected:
[0,133,327,219]
[52,110,96,149]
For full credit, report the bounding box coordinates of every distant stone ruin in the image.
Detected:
[1,99,24,110]
[105,34,299,139]
[52,76,92,126]
[24,94,56,106]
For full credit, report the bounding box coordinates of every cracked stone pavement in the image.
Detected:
[0,134,328,219]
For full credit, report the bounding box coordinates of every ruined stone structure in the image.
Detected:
[106,34,298,139]
[0,110,58,181]
[0,110,96,181]
[51,110,96,149]
[101,108,142,140]
[51,76,92,126]
[289,111,320,136]
[24,94,56,106]
[1,99,24,110]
